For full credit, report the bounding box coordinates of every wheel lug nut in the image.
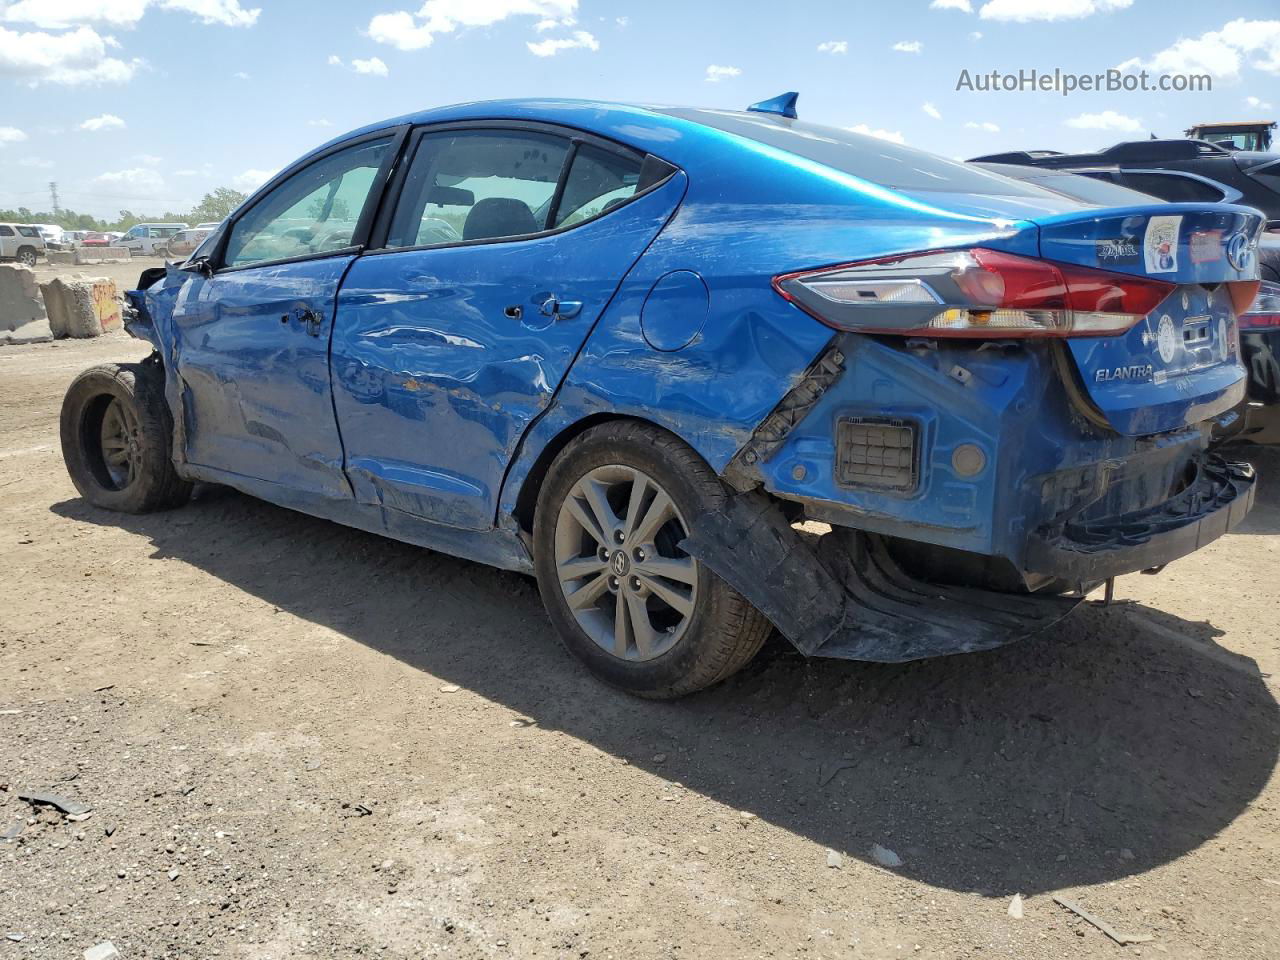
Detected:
[630,576,642,591]
[633,547,645,562]
[613,530,625,544]
[608,576,618,590]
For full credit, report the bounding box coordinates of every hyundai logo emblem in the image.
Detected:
[1225,232,1254,272]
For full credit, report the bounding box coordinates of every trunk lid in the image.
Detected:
[1033,204,1262,435]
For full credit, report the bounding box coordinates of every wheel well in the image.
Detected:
[511,413,666,535]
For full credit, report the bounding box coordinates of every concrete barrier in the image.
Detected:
[74,247,131,264]
[46,250,76,265]
[0,264,53,344]
[40,276,122,339]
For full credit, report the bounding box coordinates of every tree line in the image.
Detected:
[0,187,248,232]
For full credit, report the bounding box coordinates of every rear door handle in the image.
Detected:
[539,297,583,320]
[282,307,322,337]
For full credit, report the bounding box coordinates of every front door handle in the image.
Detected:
[539,297,583,321]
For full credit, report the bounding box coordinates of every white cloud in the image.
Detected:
[533,17,558,31]
[930,0,972,10]
[80,113,126,131]
[922,102,941,119]
[18,156,54,167]
[964,120,1001,132]
[232,168,273,191]
[817,40,847,54]
[846,124,907,144]
[351,56,388,75]
[892,40,922,53]
[1,0,259,29]
[970,30,983,39]
[0,125,28,143]
[95,166,165,193]
[368,0,577,52]
[307,118,333,127]
[1065,110,1142,132]
[526,29,596,56]
[704,64,740,83]
[979,0,1131,22]
[232,69,249,79]
[0,24,140,85]
[615,16,628,27]
[1117,19,1280,81]
[1246,95,1274,110]
[327,54,342,65]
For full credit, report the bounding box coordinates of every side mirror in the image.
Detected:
[180,255,214,277]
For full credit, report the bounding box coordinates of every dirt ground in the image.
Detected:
[2,311,1279,958]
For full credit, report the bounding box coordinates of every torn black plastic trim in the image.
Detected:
[722,338,846,492]
[1025,454,1255,581]
[681,490,1081,663]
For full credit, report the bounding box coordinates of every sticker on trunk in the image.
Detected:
[1189,230,1222,264]
[1096,235,1140,267]
[1156,314,1178,364]
[1143,215,1182,274]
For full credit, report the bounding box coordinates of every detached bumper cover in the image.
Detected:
[682,491,1080,664]
[1025,455,1255,581]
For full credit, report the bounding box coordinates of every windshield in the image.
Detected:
[974,164,1163,206]
[658,107,1056,197]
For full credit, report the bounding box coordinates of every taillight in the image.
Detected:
[773,247,1176,338]
[1239,280,1280,331]
[1227,279,1262,317]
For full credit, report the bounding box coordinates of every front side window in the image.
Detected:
[386,129,569,249]
[225,137,392,269]
[553,144,643,228]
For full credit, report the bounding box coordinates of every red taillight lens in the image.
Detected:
[1239,280,1280,330]
[1228,279,1262,317]
[774,247,1176,339]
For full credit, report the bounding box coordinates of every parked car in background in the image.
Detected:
[80,232,113,247]
[62,96,1263,697]
[36,224,66,250]
[0,223,46,266]
[194,222,223,231]
[970,139,1280,228]
[158,227,213,260]
[119,222,189,256]
[61,231,89,248]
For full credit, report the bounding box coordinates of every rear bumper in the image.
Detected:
[682,490,1081,664]
[1024,455,1255,581]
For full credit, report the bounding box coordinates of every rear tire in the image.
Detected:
[16,247,36,267]
[60,361,192,513]
[533,421,771,698]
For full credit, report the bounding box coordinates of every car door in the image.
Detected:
[332,124,685,530]
[168,131,402,500]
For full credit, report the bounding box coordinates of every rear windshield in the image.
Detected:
[974,164,1164,206]
[658,108,1052,196]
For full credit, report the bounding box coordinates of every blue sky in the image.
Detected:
[1,0,1278,218]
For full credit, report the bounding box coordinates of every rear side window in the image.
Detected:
[553,145,643,227]
[17,226,39,237]
[659,107,1053,197]
[1117,172,1225,203]
[225,137,392,269]
[387,129,569,248]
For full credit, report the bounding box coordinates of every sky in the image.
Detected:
[0,0,1278,219]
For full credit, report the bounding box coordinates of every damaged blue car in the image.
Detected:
[60,95,1262,697]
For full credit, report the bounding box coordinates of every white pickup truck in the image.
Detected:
[0,223,46,267]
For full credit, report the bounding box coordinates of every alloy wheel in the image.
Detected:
[553,465,698,661]
[98,397,142,490]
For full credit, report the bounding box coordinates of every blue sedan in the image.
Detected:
[60,95,1262,697]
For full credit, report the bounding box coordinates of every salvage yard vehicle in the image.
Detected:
[0,223,46,266]
[59,96,1264,698]
[119,222,188,256]
[157,227,213,261]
